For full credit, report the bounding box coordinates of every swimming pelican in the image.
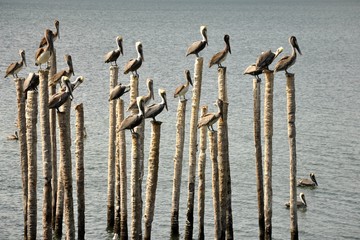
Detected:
[23,72,39,99]
[174,69,193,101]
[255,47,283,70]
[186,25,208,57]
[297,173,318,187]
[119,96,145,133]
[127,78,154,111]
[274,36,302,74]
[209,34,231,68]
[243,64,262,81]
[48,76,73,113]
[4,49,27,79]
[104,36,123,66]
[145,88,168,122]
[49,54,75,87]
[35,29,54,69]
[109,83,130,101]
[7,131,19,141]
[285,192,307,208]
[39,20,60,48]
[124,41,144,76]
[197,99,223,131]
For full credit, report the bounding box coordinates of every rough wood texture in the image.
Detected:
[131,133,141,240]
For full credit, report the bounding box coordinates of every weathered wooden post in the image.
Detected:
[286,73,298,240]
[14,77,28,240]
[170,99,187,237]
[263,70,274,240]
[184,57,203,240]
[131,133,141,240]
[144,121,162,240]
[54,171,64,238]
[26,90,38,240]
[75,103,85,240]
[197,106,208,240]
[253,78,265,240]
[114,100,121,237]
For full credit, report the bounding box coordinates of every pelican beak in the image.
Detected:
[24,58,27,67]
[295,41,302,55]
[139,45,144,62]
[228,45,231,54]
[165,96,168,111]
[119,38,123,55]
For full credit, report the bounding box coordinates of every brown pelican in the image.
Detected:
[7,131,19,141]
[297,173,318,187]
[255,47,283,70]
[243,64,262,81]
[39,20,60,48]
[197,99,223,131]
[48,76,73,113]
[285,192,307,208]
[174,69,193,101]
[124,41,144,76]
[119,96,145,133]
[209,34,231,68]
[127,78,154,111]
[104,36,123,66]
[4,49,27,79]
[109,83,130,101]
[70,76,84,91]
[145,88,168,122]
[35,29,54,69]
[49,54,74,87]
[23,72,39,99]
[274,36,302,74]
[186,25,208,57]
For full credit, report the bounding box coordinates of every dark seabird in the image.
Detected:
[174,69,193,101]
[285,192,307,209]
[255,47,283,70]
[7,131,19,140]
[274,36,302,74]
[109,83,130,101]
[145,88,168,122]
[35,29,54,69]
[197,98,223,131]
[48,76,73,113]
[124,41,144,76]
[104,36,123,66]
[186,25,208,57]
[39,20,60,48]
[23,72,39,99]
[243,64,263,81]
[119,96,145,133]
[209,34,231,68]
[297,173,318,187]
[49,54,74,87]
[127,78,154,111]
[4,49,27,79]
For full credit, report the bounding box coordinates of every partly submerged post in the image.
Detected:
[286,73,298,240]
[144,121,162,240]
[263,70,274,240]
[170,99,187,237]
[184,57,203,240]
[131,133,141,240]
[253,78,265,240]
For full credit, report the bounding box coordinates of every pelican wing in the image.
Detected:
[209,51,223,68]
[174,85,185,97]
[48,92,66,108]
[256,50,274,69]
[124,59,137,74]
[35,48,45,62]
[197,113,215,128]
[5,63,18,77]
[49,69,67,86]
[145,103,161,118]
[274,55,290,72]
[120,114,142,131]
[186,40,206,56]
[104,50,120,63]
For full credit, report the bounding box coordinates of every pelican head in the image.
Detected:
[136,41,144,61]
[72,76,84,91]
[61,76,74,99]
[290,36,302,55]
[275,47,284,58]
[159,88,168,111]
[64,54,75,76]
[147,78,154,100]
[185,69,193,86]
[224,34,231,54]
[215,98,224,120]
[19,49,27,67]
[299,192,307,206]
[310,173,318,186]
[117,36,123,55]
[200,25,208,45]
[54,20,60,39]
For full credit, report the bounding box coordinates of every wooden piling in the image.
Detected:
[26,90,38,240]
[286,73,298,240]
[75,103,85,240]
[131,133,141,240]
[54,172,64,238]
[197,106,208,240]
[114,100,121,236]
[144,121,162,240]
[170,99,187,237]
[39,70,52,240]
[253,78,265,240]
[14,77,28,240]
[184,57,203,240]
[263,70,274,240]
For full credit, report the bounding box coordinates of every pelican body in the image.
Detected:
[145,88,168,122]
[297,173,318,187]
[124,41,144,76]
[285,192,307,208]
[4,49,27,79]
[255,47,283,70]
[48,76,73,112]
[119,96,145,133]
[39,20,60,48]
[109,83,130,101]
[35,29,54,69]
[197,99,223,131]
[209,34,231,68]
[186,25,208,57]
[49,54,74,87]
[104,36,123,66]
[174,69,193,101]
[23,72,40,99]
[127,78,154,111]
[7,131,19,140]
[243,64,262,81]
[274,36,302,74]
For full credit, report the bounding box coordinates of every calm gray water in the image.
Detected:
[1,0,360,239]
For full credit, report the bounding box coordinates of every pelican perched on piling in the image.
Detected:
[119,96,145,133]
[197,99,223,131]
[104,36,123,66]
[109,83,130,101]
[145,89,168,122]
[255,47,283,70]
[48,76,73,113]
[274,36,302,74]
[23,72,39,99]
[186,25,208,57]
[35,29,54,69]
[297,173,318,187]
[39,20,60,48]
[243,64,262,81]
[127,78,154,111]
[174,69,193,101]
[209,34,231,68]
[124,41,144,77]
[285,192,307,208]
[49,54,74,87]
[7,131,19,141]
[4,49,27,79]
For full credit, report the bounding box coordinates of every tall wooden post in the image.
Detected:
[131,133,141,240]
